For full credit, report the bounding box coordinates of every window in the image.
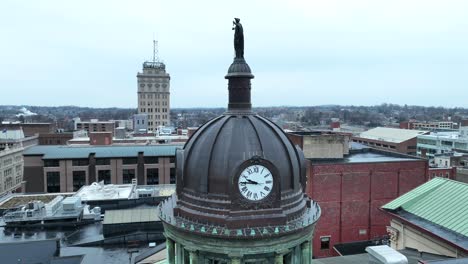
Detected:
[3,158,12,166]
[122,158,137,165]
[72,159,89,166]
[98,170,111,184]
[4,168,12,177]
[144,157,158,164]
[15,165,22,175]
[46,171,60,193]
[147,168,159,185]
[169,157,176,163]
[170,168,176,184]
[95,158,110,166]
[72,171,86,191]
[320,236,330,250]
[123,169,135,184]
[44,160,60,167]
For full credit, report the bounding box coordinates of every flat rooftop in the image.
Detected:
[314,248,453,264]
[356,127,428,143]
[103,208,158,225]
[311,147,421,164]
[0,193,72,210]
[23,144,182,159]
[75,184,135,201]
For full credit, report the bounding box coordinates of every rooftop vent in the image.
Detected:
[366,245,408,264]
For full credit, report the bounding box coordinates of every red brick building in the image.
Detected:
[307,147,428,258]
[427,167,456,180]
[38,133,73,145]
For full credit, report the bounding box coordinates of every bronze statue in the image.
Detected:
[232,18,244,58]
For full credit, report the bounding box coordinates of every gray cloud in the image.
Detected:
[1,0,468,108]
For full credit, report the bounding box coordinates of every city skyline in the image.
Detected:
[1,0,468,108]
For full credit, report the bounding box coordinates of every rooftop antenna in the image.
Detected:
[152,34,159,63]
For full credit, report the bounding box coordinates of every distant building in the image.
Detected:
[23,145,180,193]
[307,144,428,258]
[133,114,148,134]
[400,120,458,131]
[137,44,171,132]
[0,145,24,196]
[287,131,350,159]
[417,127,468,158]
[74,118,115,134]
[0,129,38,196]
[38,132,74,145]
[352,127,429,155]
[111,119,133,131]
[382,178,468,258]
[0,122,55,137]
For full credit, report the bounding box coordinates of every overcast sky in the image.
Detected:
[1,1,468,108]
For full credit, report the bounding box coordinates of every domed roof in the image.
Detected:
[180,113,305,196]
[159,19,320,241]
[172,110,308,228]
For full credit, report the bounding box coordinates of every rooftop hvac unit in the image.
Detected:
[366,245,408,264]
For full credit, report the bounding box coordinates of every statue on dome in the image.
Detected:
[232,18,244,58]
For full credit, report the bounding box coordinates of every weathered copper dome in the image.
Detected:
[167,56,311,228]
[179,113,306,197]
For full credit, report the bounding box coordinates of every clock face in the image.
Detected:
[238,165,274,201]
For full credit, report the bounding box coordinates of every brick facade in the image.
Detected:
[307,158,428,258]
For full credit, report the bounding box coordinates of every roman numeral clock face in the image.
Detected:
[238,165,274,201]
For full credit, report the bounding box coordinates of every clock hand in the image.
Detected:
[246,179,259,185]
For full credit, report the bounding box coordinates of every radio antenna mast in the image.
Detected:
[153,35,159,64]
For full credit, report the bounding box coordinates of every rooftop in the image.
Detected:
[382,178,468,250]
[0,193,72,210]
[23,144,182,159]
[103,208,158,225]
[0,239,84,264]
[313,248,455,264]
[419,131,467,140]
[356,127,428,143]
[311,147,420,164]
[74,183,175,202]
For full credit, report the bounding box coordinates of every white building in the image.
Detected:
[0,145,24,196]
[417,127,468,158]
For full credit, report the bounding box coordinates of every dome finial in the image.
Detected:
[226,18,254,112]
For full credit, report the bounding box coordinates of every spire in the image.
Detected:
[225,18,254,112]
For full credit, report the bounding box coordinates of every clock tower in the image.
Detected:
[158,19,321,263]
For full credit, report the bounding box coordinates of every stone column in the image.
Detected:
[301,241,312,264]
[175,242,182,264]
[185,248,198,264]
[231,257,241,264]
[166,238,175,264]
[274,253,284,264]
[275,249,290,264]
